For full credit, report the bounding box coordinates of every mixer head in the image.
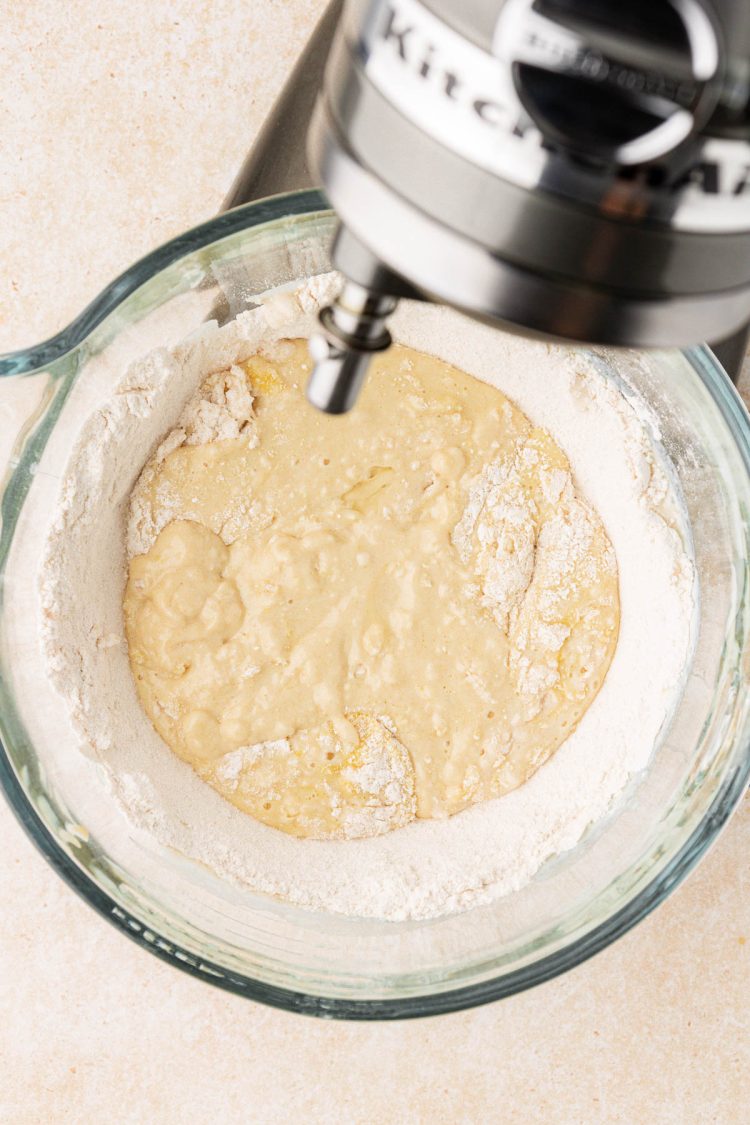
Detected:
[306,0,750,411]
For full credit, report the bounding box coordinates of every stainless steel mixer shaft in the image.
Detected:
[225,0,750,409]
[307,283,398,413]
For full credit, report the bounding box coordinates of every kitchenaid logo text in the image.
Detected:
[372,4,529,136]
[360,0,750,212]
[676,158,750,197]
[374,1,697,120]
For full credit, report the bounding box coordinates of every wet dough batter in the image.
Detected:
[124,341,619,839]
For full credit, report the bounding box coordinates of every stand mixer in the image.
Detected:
[228,0,750,412]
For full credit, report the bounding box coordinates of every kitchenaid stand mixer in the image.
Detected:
[1,2,749,1015]
[228,0,750,411]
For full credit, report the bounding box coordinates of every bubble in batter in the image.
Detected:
[124,341,619,839]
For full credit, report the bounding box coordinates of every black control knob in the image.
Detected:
[495,0,721,164]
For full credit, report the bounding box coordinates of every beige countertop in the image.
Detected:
[0,3,748,1121]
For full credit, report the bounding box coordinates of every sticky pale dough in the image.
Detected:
[124,341,619,840]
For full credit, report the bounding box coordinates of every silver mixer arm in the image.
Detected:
[222,0,344,209]
[222,0,748,405]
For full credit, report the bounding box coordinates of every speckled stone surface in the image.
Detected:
[0,3,748,1122]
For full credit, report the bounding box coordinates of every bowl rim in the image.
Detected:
[1,190,749,1020]
[0,189,329,377]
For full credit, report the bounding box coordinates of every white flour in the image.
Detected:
[40,276,696,920]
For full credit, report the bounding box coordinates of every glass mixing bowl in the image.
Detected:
[1,190,749,1020]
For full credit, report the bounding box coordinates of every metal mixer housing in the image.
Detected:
[304,0,750,409]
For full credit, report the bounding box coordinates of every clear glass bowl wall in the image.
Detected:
[1,191,749,1019]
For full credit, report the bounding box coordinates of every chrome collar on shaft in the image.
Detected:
[306,281,398,413]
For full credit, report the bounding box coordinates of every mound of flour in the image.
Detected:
[39,277,696,920]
